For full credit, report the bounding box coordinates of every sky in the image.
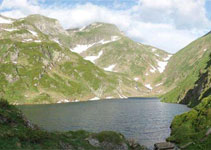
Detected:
[0,0,210,53]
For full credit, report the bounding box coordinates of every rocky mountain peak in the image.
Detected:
[23,14,68,36]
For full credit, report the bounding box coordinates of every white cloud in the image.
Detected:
[135,0,210,29]
[0,0,210,53]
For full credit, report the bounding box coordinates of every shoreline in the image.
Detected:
[12,96,161,106]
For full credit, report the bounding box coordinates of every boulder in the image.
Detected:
[154,142,175,150]
[86,137,100,147]
[86,137,128,150]
[59,141,73,150]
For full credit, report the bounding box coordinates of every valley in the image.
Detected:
[0,14,210,150]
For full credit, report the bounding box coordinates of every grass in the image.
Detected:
[0,38,130,104]
[92,131,125,145]
[162,32,211,104]
[166,96,211,150]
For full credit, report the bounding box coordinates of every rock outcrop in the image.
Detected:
[154,142,175,150]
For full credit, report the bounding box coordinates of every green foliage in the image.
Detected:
[0,98,10,108]
[93,131,125,145]
[0,38,126,104]
[162,33,211,103]
[167,96,211,149]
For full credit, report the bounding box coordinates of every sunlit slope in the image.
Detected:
[68,22,171,94]
[0,15,148,104]
[162,31,211,103]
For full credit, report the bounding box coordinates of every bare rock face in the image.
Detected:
[154,142,175,150]
[59,141,73,150]
[100,142,128,150]
[86,137,100,147]
[86,137,128,150]
[128,139,149,150]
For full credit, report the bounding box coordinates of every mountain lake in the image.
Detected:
[18,98,190,149]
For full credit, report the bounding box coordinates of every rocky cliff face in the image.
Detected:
[166,55,211,150]
[180,54,211,107]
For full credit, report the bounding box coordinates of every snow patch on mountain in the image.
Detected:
[72,99,79,102]
[157,54,172,73]
[57,99,69,103]
[84,50,103,63]
[150,65,156,73]
[71,36,120,54]
[111,36,121,41]
[163,54,172,61]
[157,60,168,73]
[91,23,102,28]
[79,26,86,31]
[34,40,41,43]
[152,48,157,52]
[99,36,121,44]
[155,82,163,87]
[28,30,38,37]
[104,64,116,72]
[89,97,100,101]
[4,28,18,32]
[145,84,153,90]
[155,53,160,57]
[53,39,62,45]
[106,96,113,99]
[134,77,139,81]
[71,43,95,54]
[22,39,33,42]
[117,93,127,99]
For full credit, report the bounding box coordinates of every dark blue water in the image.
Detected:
[18,98,190,149]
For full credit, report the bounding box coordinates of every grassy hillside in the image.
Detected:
[68,22,171,95]
[0,38,145,104]
[167,96,211,150]
[0,14,153,104]
[179,54,211,107]
[162,32,211,103]
[0,99,147,150]
[165,43,211,149]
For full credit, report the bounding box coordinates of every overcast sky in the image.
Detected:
[0,0,210,53]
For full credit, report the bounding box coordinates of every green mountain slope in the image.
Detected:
[165,34,211,150]
[180,54,211,107]
[162,31,211,103]
[0,14,158,104]
[68,22,171,95]
[167,96,211,150]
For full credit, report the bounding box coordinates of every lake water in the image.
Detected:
[18,98,190,149]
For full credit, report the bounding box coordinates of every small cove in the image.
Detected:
[18,98,190,149]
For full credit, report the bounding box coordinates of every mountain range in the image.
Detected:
[0,14,174,104]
